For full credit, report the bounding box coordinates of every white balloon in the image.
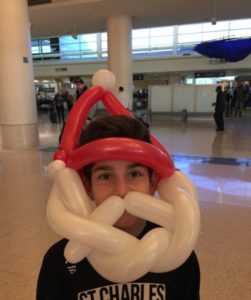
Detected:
[47,160,65,179]
[47,166,200,282]
[92,69,116,91]
[125,192,175,231]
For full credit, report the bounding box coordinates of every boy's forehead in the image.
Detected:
[92,160,146,171]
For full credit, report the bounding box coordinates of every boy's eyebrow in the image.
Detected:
[92,165,113,172]
[92,163,145,173]
[128,163,145,169]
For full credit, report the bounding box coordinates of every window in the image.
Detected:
[202,21,229,41]
[31,18,251,61]
[178,23,202,34]
[101,33,107,51]
[59,34,98,59]
[150,26,173,36]
[32,40,40,54]
[230,19,251,29]
[101,32,108,57]
[230,29,251,38]
[41,39,51,53]
[202,21,229,32]
[179,33,202,44]
[79,34,97,53]
[132,29,149,38]
[132,26,174,53]
[203,31,229,41]
[59,36,80,59]
[178,24,203,45]
[133,37,150,50]
[132,29,150,52]
[178,21,231,45]
[150,26,174,49]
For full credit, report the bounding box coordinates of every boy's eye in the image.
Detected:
[128,170,144,178]
[97,173,111,181]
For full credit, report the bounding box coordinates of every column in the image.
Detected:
[107,15,133,109]
[0,0,38,149]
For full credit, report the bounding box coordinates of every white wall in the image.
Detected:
[173,85,195,112]
[196,85,216,112]
[150,84,216,113]
[34,60,107,78]
[150,86,172,112]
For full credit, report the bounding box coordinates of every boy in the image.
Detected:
[37,115,200,300]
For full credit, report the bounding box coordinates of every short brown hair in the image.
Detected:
[79,115,151,180]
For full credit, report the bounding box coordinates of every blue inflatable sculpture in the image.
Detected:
[194,38,251,62]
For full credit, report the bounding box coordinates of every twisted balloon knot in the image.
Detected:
[54,149,68,163]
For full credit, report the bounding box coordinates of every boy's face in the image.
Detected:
[88,160,155,231]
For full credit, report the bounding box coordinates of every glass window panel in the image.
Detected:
[80,41,97,52]
[32,40,39,47]
[202,22,217,32]
[132,28,149,38]
[101,32,107,51]
[203,21,229,32]
[42,45,51,53]
[178,33,202,43]
[61,54,81,60]
[41,39,50,45]
[32,40,40,54]
[81,53,98,59]
[178,23,202,34]
[101,32,107,40]
[101,52,108,58]
[230,19,251,29]
[195,78,215,85]
[101,43,108,51]
[60,36,80,53]
[150,36,173,48]
[32,46,40,54]
[79,33,97,42]
[150,26,173,36]
[132,38,149,50]
[185,78,194,85]
[41,40,51,53]
[229,29,251,38]
[79,34,97,52]
[60,35,81,45]
[203,31,229,41]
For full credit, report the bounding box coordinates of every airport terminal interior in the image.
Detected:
[1,1,251,300]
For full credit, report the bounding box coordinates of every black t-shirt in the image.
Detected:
[37,222,200,300]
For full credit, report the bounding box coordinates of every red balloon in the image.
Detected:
[67,138,174,180]
[103,91,133,117]
[58,86,105,154]
[54,85,175,181]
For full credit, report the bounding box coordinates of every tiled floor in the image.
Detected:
[0,112,251,300]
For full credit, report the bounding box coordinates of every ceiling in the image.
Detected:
[29,0,251,38]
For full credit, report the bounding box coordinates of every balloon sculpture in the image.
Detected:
[47,69,200,283]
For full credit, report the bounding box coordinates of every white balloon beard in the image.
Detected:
[47,160,200,283]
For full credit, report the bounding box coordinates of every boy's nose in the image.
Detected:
[114,178,130,198]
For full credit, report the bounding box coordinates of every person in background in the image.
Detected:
[213,85,225,132]
[75,79,88,100]
[54,91,65,124]
[234,82,245,118]
[224,85,231,118]
[62,89,74,113]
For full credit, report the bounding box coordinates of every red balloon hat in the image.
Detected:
[54,73,175,182]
